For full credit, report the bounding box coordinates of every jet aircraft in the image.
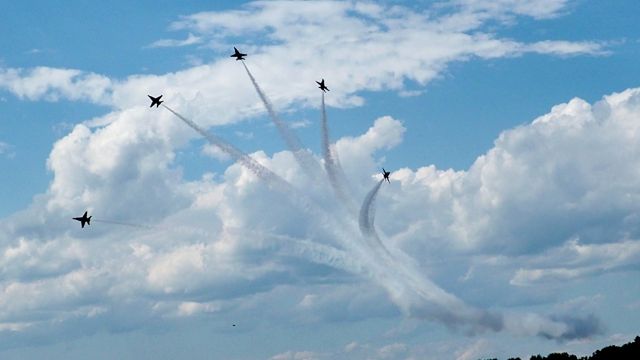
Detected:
[73,211,92,228]
[230,47,247,60]
[316,79,329,92]
[148,95,163,108]
[382,168,391,183]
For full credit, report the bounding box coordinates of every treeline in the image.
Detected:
[485,336,639,360]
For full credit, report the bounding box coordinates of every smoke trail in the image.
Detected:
[240,61,322,180]
[321,92,357,214]
[163,104,291,193]
[227,227,362,274]
[359,180,383,236]
[162,103,354,241]
[162,103,501,334]
[93,219,154,229]
[93,219,216,240]
[358,178,397,261]
[354,179,483,325]
[163,104,387,270]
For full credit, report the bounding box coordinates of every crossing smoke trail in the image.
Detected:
[163,104,492,331]
[162,104,359,239]
[357,181,506,329]
[241,61,323,181]
[161,101,566,336]
[321,92,357,214]
[162,104,362,237]
[161,104,409,282]
[229,228,363,274]
[94,214,355,271]
[355,181,501,327]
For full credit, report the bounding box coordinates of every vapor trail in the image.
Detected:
[93,219,154,229]
[162,104,351,237]
[162,104,498,334]
[93,219,214,239]
[163,104,292,193]
[241,61,322,180]
[359,180,383,237]
[162,104,378,263]
[355,180,478,322]
[227,227,362,274]
[321,92,357,214]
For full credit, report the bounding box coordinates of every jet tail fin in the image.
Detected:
[87,216,92,225]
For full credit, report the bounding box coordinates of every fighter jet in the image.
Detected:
[148,95,163,108]
[73,211,92,228]
[230,47,247,61]
[382,168,391,183]
[316,79,329,92]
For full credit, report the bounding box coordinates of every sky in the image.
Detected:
[0,1,639,359]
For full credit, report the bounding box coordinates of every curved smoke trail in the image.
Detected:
[358,179,383,237]
[240,61,323,181]
[321,92,357,214]
[162,103,511,335]
[355,180,497,326]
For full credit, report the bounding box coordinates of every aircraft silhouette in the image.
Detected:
[230,47,247,60]
[316,79,329,92]
[382,168,391,183]
[73,211,92,228]
[148,95,163,108]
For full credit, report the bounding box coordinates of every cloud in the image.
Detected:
[377,342,408,359]
[0,141,14,158]
[381,88,640,256]
[451,0,571,20]
[7,84,637,344]
[0,1,604,116]
[202,143,232,162]
[523,40,610,57]
[146,33,202,48]
[270,350,324,360]
[0,67,112,104]
[0,0,632,351]
[455,339,491,360]
[510,238,640,286]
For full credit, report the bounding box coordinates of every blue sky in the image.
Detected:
[0,1,639,359]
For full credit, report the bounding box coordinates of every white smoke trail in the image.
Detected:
[162,104,359,244]
[358,179,383,237]
[93,219,154,229]
[240,61,323,181]
[163,104,488,330]
[162,104,389,278]
[162,103,510,335]
[321,92,357,214]
[228,227,362,274]
[354,179,500,327]
[163,104,293,193]
[358,179,397,260]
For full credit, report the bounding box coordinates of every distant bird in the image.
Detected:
[148,94,163,108]
[230,47,247,60]
[73,211,92,228]
[316,79,329,92]
[382,168,391,183]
